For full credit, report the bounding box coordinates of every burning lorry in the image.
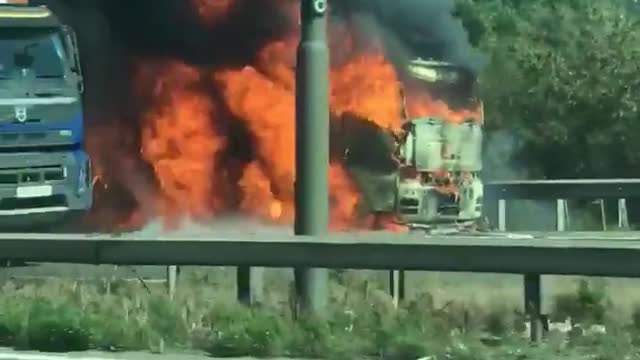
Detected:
[0,1,91,227]
[340,59,484,231]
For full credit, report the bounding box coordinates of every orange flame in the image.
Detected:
[331,53,403,135]
[238,161,293,223]
[257,37,297,91]
[140,62,227,225]
[329,164,362,230]
[89,0,479,233]
[193,0,235,23]
[406,90,482,124]
[215,66,296,222]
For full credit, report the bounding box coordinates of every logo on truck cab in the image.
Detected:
[14,106,27,122]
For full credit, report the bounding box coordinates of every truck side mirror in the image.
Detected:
[76,75,84,93]
[61,25,84,94]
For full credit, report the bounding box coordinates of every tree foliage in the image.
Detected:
[458,0,640,178]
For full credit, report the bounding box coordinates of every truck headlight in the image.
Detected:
[77,160,90,195]
[77,166,86,194]
[87,160,92,188]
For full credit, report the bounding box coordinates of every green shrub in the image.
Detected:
[17,299,91,352]
[0,273,636,359]
[551,280,610,325]
[202,303,290,357]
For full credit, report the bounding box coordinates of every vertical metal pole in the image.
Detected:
[237,266,251,305]
[294,0,329,316]
[564,199,571,229]
[556,199,566,231]
[252,267,264,304]
[237,266,264,305]
[536,198,568,338]
[523,222,544,343]
[599,199,607,231]
[618,198,629,229]
[390,270,405,308]
[498,199,506,231]
[399,270,405,302]
[524,273,542,342]
[166,265,177,300]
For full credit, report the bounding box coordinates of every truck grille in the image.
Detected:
[0,166,65,184]
[0,131,71,147]
[1,132,46,141]
[0,194,67,211]
[398,198,420,214]
[0,102,79,124]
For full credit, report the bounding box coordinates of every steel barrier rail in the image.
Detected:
[475,178,640,341]
[484,179,640,199]
[3,231,640,342]
[2,232,640,277]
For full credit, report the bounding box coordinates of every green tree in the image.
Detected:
[459,0,640,178]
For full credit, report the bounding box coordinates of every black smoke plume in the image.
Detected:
[333,0,485,76]
[41,0,483,115]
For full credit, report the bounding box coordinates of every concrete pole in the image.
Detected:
[294,0,330,316]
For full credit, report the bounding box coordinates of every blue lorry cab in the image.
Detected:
[0,4,92,227]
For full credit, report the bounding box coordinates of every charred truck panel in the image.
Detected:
[395,116,483,225]
[343,59,484,230]
[0,3,91,223]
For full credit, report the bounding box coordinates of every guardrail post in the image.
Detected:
[530,198,569,338]
[237,267,250,305]
[599,199,607,231]
[166,265,178,300]
[498,199,506,231]
[556,199,567,231]
[618,198,629,229]
[294,0,330,316]
[389,270,405,308]
[237,266,264,305]
[524,273,543,342]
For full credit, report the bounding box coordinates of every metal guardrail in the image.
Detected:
[1,232,640,275]
[390,180,640,305]
[478,178,640,340]
[2,230,640,342]
[2,179,640,342]
[484,179,640,199]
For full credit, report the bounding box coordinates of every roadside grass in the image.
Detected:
[0,271,639,359]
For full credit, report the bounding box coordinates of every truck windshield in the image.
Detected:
[406,65,480,111]
[0,28,66,79]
